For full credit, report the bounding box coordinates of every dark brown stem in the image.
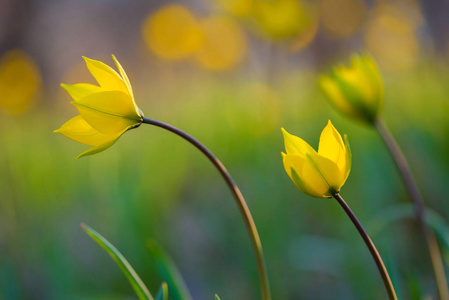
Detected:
[374,118,449,300]
[142,117,271,300]
[333,193,397,300]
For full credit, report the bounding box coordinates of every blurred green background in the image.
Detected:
[1,0,449,299]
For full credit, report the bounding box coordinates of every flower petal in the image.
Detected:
[318,120,345,170]
[77,128,129,159]
[343,134,352,184]
[358,54,384,114]
[83,56,128,95]
[111,55,140,115]
[305,152,343,196]
[111,55,133,97]
[283,153,324,198]
[73,91,141,135]
[281,128,315,157]
[54,115,110,146]
[318,74,360,120]
[61,83,103,101]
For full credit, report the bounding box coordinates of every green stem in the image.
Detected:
[142,117,271,300]
[374,118,449,300]
[333,193,397,300]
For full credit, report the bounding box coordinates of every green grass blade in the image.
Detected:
[155,282,168,300]
[215,294,221,300]
[81,223,153,300]
[146,240,193,300]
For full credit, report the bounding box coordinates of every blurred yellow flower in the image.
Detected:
[252,0,312,40]
[194,16,247,71]
[55,56,143,159]
[364,3,421,71]
[319,54,384,124]
[142,4,203,61]
[0,49,41,115]
[282,121,351,198]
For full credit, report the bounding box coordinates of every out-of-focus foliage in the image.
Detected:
[147,241,193,300]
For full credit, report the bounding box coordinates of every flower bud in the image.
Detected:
[319,54,384,124]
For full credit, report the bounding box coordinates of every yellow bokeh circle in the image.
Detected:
[194,16,247,71]
[0,49,41,115]
[142,4,204,61]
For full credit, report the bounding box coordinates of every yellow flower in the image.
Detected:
[55,56,143,159]
[282,121,351,198]
[319,54,384,124]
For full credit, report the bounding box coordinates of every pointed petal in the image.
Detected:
[82,56,128,94]
[318,120,345,170]
[54,115,110,146]
[281,128,315,157]
[61,83,103,101]
[73,91,141,135]
[77,128,128,159]
[111,55,133,97]
[111,55,140,116]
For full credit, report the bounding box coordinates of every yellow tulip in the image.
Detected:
[282,121,351,198]
[319,54,384,124]
[55,56,143,158]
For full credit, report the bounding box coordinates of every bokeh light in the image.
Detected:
[194,16,247,71]
[364,3,422,71]
[0,49,41,115]
[251,0,313,40]
[142,4,203,61]
[216,0,255,17]
[320,0,367,38]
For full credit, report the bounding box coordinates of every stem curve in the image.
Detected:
[333,193,397,300]
[142,117,271,300]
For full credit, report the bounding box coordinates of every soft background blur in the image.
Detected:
[1,0,449,299]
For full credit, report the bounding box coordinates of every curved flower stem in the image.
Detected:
[142,117,271,300]
[374,118,449,300]
[333,193,397,300]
